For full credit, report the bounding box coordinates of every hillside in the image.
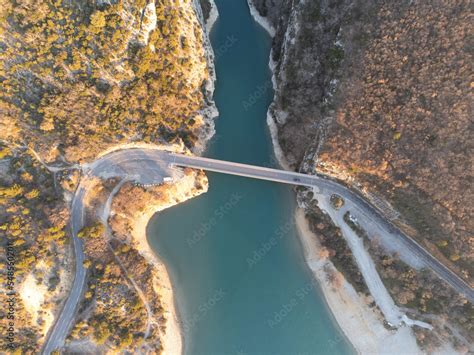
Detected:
[252,0,473,351]
[0,0,214,163]
[0,0,215,352]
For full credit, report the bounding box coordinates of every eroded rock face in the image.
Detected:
[250,0,289,30]
[266,0,357,166]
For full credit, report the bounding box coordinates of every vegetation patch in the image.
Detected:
[305,207,369,295]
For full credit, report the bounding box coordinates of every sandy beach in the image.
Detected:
[131,208,184,355]
[295,208,424,354]
[126,170,209,355]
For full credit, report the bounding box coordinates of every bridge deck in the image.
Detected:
[167,152,319,187]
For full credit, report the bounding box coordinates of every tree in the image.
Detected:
[77,222,104,239]
[26,189,40,199]
[90,12,106,34]
[0,147,11,159]
[0,184,23,198]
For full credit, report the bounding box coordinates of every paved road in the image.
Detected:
[43,148,473,353]
[43,149,176,354]
[42,181,87,354]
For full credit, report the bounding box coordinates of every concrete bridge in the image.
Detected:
[167,152,323,187]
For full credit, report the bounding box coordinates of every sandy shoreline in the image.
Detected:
[131,2,219,354]
[295,208,379,354]
[295,209,427,354]
[132,207,183,355]
[128,170,209,355]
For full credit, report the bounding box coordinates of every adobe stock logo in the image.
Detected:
[246,218,295,268]
[214,35,238,60]
[266,282,315,329]
[242,81,273,111]
[186,193,244,247]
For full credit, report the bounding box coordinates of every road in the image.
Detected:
[42,148,176,354]
[43,147,473,353]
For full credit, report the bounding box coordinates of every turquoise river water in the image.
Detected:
[147,1,354,354]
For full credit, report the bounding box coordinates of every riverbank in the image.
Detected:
[191,0,219,155]
[132,2,219,353]
[246,0,275,37]
[99,0,219,351]
[126,170,209,355]
[246,2,421,353]
[295,209,424,354]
